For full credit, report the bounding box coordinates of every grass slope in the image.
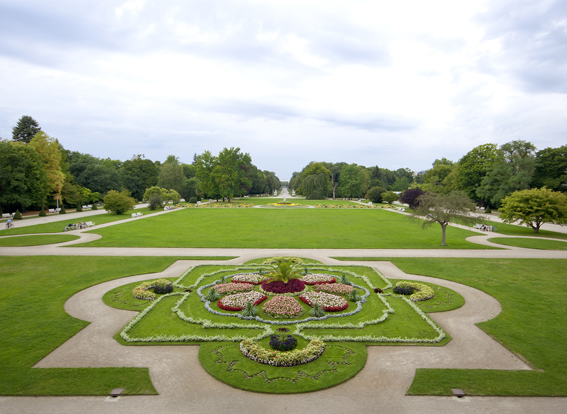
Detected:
[386,258,567,396]
[78,209,491,249]
[487,237,567,250]
[0,234,79,246]
[0,256,184,395]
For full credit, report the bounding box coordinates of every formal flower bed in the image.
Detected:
[263,296,304,318]
[231,273,268,285]
[132,278,173,300]
[240,338,325,366]
[299,291,349,311]
[261,278,306,294]
[263,257,304,265]
[302,273,336,285]
[313,283,354,295]
[269,334,298,351]
[394,281,435,302]
[218,291,267,311]
[213,282,254,295]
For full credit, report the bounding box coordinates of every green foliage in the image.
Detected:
[120,154,159,200]
[143,186,167,202]
[347,289,362,302]
[157,161,185,193]
[299,162,332,199]
[205,288,222,302]
[366,186,386,203]
[13,209,22,219]
[381,190,398,203]
[148,194,163,210]
[75,204,83,212]
[457,143,500,201]
[241,301,259,317]
[499,187,567,232]
[309,303,326,317]
[338,164,365,198]
[531,145,567,192]
[66,151,122,195]
[12,115,41,143]
[269,258,301,283]
[59,205,66,214]
[103,190,136,215]
[91,203,98,210]
[189,197,197,203]
[39,205,46,216]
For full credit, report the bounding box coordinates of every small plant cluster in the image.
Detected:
[213,282,254,295]
[217,291,267,311]
[394,281,435,302]
[299,291,349,311]
[302,273,336,285]
[313,283,354,295]
[240,338,325,366]
[262,296,304,318]
[269,332,298,351]
[261,278,306,294]
[132,279,173,300]
[193,203,255,208]
[231,273,267,285]
[263,257,304,265]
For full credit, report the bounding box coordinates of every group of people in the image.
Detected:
[64,222,88,231]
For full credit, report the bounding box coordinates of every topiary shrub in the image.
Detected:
[13,210,23,220]
[189,197,197,203]
[485,206,492,213]
[92,204,98,210]
[76,204,83,212]
[39,206,46,217]
[59,205,66,214]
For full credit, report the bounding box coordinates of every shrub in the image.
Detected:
[205,288,222,302]
[309,303,326,317]
[374,287,383,294]
[241,301,259,317]
[382,190,398,204]
[189,197,197,204]
[76,204,83,212]
[485,206,492,213]
[103,190,136,214]
[39,206,46,217]
[13,210,22,220]
[269,335,298,352]
[59,205,66,214]
[148,194,163,211]
[92,204,98,210]
[366,186,387,203]
[400,187,426,210]
[347,289,362,302]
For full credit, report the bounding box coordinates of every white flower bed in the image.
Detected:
[302,273,336,284]
[219,291,265,309]
[313,283,354,295]
[231,273,267,284]
[214,282,254,294]
[299,291,348,310]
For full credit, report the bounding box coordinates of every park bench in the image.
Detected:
[131,212,143,217]
[48,209,55,213]
[2,213,12,219]
[85,221,95,227]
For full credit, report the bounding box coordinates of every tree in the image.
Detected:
[499,187,567,233]
[209,147,252,202]
[29,132,65,204]
[195,150,219,199]
[457,143,499,202]
[477,140,537,207]
[121,154,159,200]
[411,191,480,246]
[382,191,398,203]
[143,186,168,201]
[366,186,386,203]
[66,151,121,194]
[0,140,49,213]
[531,145,567,192]
[299,162,331,199]
[399,187,426,210]
[12,116,41,143]
[103,190,136,214]
[338,164,365,198]
[157,162,185,193]
[322,162,346,199]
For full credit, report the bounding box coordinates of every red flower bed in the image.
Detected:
[217,295,267,311]
[261,278,306,294]
[303,278,336,286]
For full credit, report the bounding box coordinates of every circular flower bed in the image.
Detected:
[299,291,349,312]
[132,278,173,300]
[213,282,254,295]
[302,273,336,285]
[240,338,325,366]
[262,296,304,318]
[218,291,267,311]
[231,273,267,285]
[269,333,298,351]
[261,278,306,294]
[312,283,354,296]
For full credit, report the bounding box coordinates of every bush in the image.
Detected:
[148,194,163,211]
[39,206,46,217]
[400,187,426,210]
[269,335,298,352]
[103,190,136,215]
[205,288,221,302]
[485,206,492,213]
[189,197,197,204]
[92,204,98,210]
[347,289,362,302]
[241,301,259,317]
[76,204,83,212]
[366,186,386,203]
[309,303,325,317]
[13,209,22,220]
[382,191,398,204]
[59,205,66,214]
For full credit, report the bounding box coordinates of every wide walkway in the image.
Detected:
[1,205,566,413]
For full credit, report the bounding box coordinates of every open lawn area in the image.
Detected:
[0,256,185,395]
[382,258,567,396]
[78,208,493,249]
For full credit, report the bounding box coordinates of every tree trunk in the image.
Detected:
[441,223,447,246]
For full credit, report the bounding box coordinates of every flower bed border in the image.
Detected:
[240,338,325,367]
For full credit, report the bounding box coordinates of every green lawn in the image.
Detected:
[77,208,493,249]
[0,256,185,396]
[488,237,567,250]
[212,197,363,206]
[469,219,567,240]
[382,258,567,396]
[0,206,161,236]
[0,234,80,246]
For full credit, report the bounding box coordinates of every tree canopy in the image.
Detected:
[12,116,41,143]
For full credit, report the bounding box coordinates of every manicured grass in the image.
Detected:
[383,258,567,396]
[243,257,323,265]
[198,340,367,393]
[468,219,567,240]
[390,279,465,313]
[0,234,80,246]
[219,198,362,206]
[0,206,161,236]
[78,208,493,249]
[488,237,567,250]
[0,256,186,395]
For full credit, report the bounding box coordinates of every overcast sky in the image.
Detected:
[1,0,565,179]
